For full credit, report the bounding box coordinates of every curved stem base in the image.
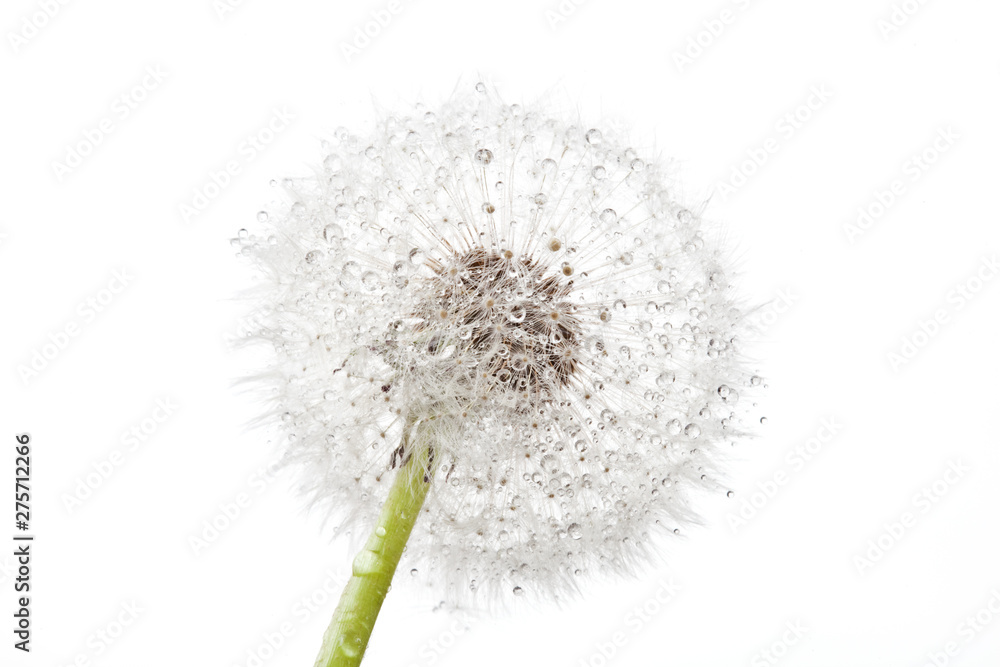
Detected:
[313,428,431,667]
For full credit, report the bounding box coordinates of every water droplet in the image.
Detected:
[256,211,268,223]
[512,586,524,596]
[684,423,701,439]
[340,261,360,283]
[656,372,675,388]
[760,416,768,425]
[335,204,351,219]
[361,271,380,290]
[567,523,583,540]
[474,148,493,165]
[410,568,418,576]
[409,248,426,265]
[375,526,386,537]
[482,202,495,214]
[323,224,343,243]
[726,490,735,498]
[591,165,607,180]
[548,238,562,252]
[585,129,603,145]
[475,81,487,93]
[508,305,526,323]
[338,634,361,658]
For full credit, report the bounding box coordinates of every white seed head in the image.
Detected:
[236,83,760,605]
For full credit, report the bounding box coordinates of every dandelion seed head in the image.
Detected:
[236,82,761,605]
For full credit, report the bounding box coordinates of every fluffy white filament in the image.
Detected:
[236,83,759,605]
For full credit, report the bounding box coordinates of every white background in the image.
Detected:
[3,1,999,666]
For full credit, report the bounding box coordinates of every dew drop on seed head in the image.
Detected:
[585,129,603,146]
[591,165,607,180]
[656,372,675,388]
[256,211,268,223]
[684,424,701,439]
[474,149,493,165]
[568,523,583,540]
[323,224,343,243]
[335,204,351,219]
[599,208,617,225]
[508,305,526,323]
[513,586,524,596]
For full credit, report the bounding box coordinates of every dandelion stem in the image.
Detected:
[313,425,431,667]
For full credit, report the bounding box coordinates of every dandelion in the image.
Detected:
[235,82,760,666]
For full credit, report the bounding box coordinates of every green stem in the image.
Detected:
[313,423,432,667]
